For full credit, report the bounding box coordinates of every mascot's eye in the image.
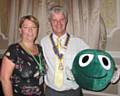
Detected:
[79,54,94,67]
[98,55,111,70]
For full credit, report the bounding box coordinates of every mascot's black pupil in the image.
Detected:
[102,57,108,66]
[82,55,89,63]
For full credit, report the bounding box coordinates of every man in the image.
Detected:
[41,6,89,96]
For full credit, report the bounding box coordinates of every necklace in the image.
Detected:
[50,33,70,70]
[19,42,45,75]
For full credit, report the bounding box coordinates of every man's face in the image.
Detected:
[50,12,67,37]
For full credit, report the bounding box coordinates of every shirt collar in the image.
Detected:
[52,32,67,42]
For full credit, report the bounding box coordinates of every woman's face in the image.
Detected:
[19,19,38,42]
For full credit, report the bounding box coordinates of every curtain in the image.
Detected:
[8,0,48,44]
[8,0,102,49]
[65,0,100,48]
[8,0,20,45]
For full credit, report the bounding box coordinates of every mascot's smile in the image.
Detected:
[72,49,115,91]
[81,70,107,79]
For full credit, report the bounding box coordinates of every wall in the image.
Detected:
[0,0,120,96]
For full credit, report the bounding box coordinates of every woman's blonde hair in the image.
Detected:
[19,15,39,29]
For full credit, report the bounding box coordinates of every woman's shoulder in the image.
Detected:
[7,43,19,50]
[4,43,20,59]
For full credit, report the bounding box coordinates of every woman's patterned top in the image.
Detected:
[4,43,45,96]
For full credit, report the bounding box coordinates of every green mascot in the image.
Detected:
[71,49,119,91]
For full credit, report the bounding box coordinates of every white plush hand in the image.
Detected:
[111,65,120,84]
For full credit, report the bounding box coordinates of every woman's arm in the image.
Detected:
[1,56,15,96]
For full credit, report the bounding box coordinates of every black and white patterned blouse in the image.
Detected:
[4,43,45,96]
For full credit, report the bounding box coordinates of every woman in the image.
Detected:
[1,15,46,96]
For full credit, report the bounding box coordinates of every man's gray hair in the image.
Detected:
[48,5,68,20]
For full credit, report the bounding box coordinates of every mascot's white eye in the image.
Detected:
[98,55,111,70]
[79,54,94,67]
